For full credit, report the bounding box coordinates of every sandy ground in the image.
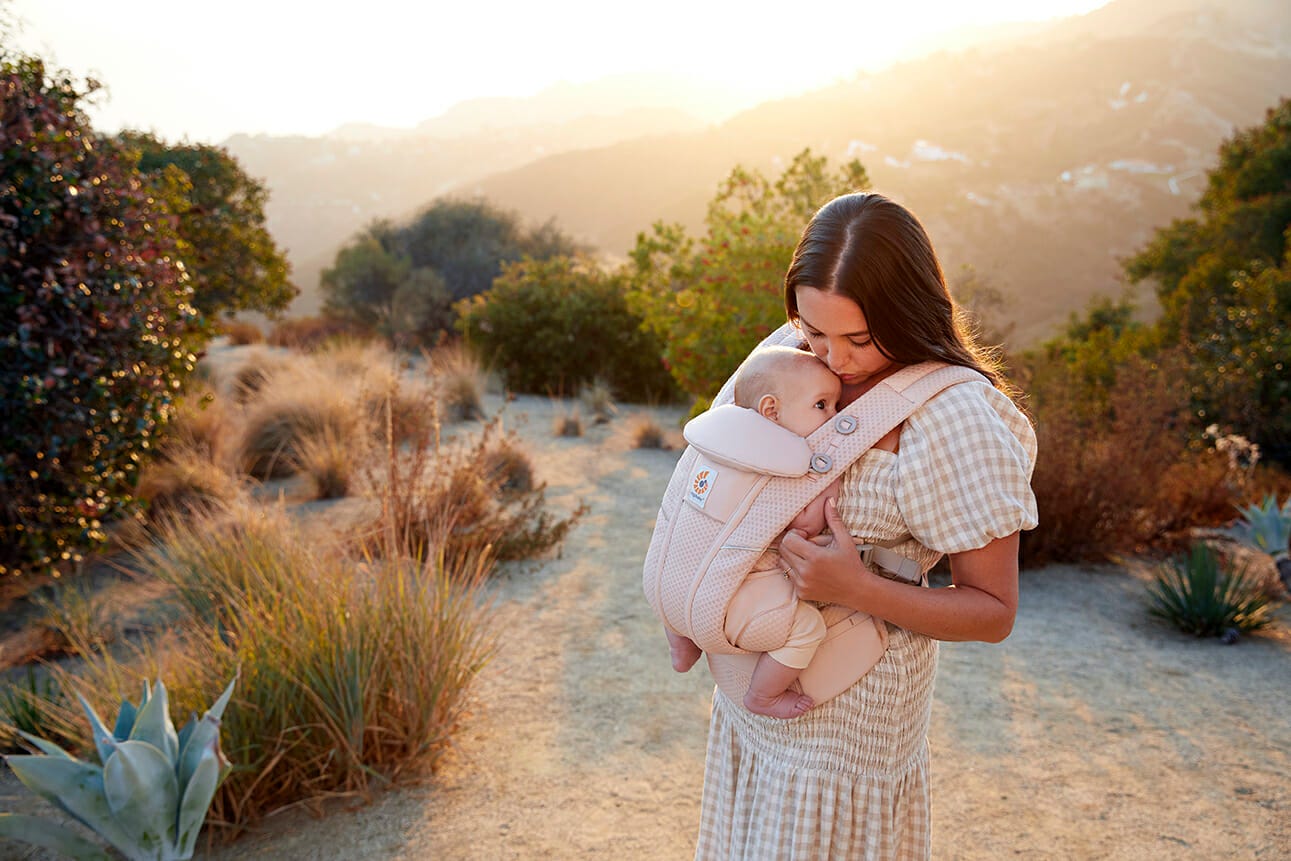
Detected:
[4,393,1290,860]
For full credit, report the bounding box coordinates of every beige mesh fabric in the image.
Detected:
[641,322,984,664]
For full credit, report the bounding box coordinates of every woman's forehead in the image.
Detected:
[794,287,868,334]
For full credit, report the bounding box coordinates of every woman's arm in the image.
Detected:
[779,499,1019,643]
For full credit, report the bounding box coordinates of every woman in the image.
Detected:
[694,192,1038,860]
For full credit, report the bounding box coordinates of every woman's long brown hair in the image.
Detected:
[783,192,1008,391]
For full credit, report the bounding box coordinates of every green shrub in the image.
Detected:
[1147,543,1273,637]
[0,668,77,755]
[456,255,677,402]
[626,150,870,403]
[0,55,202,575]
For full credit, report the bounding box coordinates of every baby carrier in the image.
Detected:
[642,324,985,707]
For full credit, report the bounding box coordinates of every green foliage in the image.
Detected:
[0,54,202,575]
[1146,543,1273,637]
[1122,98,1291,464]
[121,131,297,319]
[626,149,870,403]
[323,199,579,345]
[2,676,236,861]
[457,255,677,401]
[1,669,75,755]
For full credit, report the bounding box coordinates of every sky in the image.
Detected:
[8,0,1112,144]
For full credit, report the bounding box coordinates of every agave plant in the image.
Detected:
[1146,543,1272,638]
[0,676,236,861]
[1233,493,1291,590]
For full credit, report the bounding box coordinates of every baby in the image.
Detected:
[666,346,842,718]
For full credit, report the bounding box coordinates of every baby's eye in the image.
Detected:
[814,399,827,410]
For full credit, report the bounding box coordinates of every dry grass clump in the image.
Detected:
[136,448,242,520]
[579,378,618,424]
[429,344,488,422]
[478,434,536,495]
[266,315,368,351]
[229,349,289,404]
[235,369,369,480]
[554,408,584,438]
[295,426,358,500]
[629,413,669,449]
[162,387,231,463]
[220,319,263,345]
[22,502,494,837]
[366,410,584,569]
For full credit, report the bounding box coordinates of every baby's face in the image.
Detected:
[777,360,842,437]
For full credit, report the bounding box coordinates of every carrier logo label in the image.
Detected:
[687,465,717,509]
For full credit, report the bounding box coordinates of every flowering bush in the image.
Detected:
[0,55,200,574]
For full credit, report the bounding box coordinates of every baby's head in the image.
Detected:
[733,346,841,437]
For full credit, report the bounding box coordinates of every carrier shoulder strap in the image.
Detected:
[685,360,986,652]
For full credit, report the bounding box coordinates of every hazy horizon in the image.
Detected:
[8,0,1111,144]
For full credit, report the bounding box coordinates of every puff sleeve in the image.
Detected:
[895,381,1038,554]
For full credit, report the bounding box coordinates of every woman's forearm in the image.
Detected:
[781,501,1021,644]
[841,572,1015,643]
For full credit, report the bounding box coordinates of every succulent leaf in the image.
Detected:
[176,712,198,763]
[113,698,138,742]
[0,813,114,861]
[177,674,237,788]
[174,743,223,858]
[206,674,238,721]
[18,730,74,759]
[78,693,118,765]
[128,681,179,763]
[103,739,179,856]
[4,755,137,853]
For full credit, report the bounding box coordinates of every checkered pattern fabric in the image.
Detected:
[696,627,936,860]
[690,325,1039,860]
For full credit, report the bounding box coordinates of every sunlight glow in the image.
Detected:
[9,0,1112,143]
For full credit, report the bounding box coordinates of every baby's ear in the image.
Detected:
[757,394,779,422]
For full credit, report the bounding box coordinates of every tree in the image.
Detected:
[1,54,201,575]
[456,255,676,401]
[626,150,870,404]
[121,131,296,318]
[322,199,580,345]
[320,225,410,330]
[1124,99,1291,464]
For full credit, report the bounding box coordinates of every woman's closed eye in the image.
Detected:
[804,327,871,348]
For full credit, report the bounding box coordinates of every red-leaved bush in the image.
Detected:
[1,55,201,574]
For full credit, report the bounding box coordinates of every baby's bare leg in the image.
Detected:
[744,653,814,718]
[665,628,702,672]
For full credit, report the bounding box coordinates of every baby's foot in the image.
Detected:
[668,635,702,673]
[744,689,814,719]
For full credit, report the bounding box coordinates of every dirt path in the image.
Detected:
[6,394,1289,859]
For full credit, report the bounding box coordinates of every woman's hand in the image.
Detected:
[779,498,871,607]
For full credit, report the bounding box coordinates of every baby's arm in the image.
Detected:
[785,477,843,538]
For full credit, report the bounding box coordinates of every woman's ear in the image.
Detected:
[757,394,779,422]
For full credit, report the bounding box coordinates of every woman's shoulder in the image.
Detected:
[904,377,1036,467]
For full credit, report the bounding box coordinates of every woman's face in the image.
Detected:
[793,287,896,388]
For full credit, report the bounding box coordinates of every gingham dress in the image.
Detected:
[695,380,1038,861]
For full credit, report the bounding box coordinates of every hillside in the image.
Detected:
[464,0,1291,344]
[229,0,1291,345]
